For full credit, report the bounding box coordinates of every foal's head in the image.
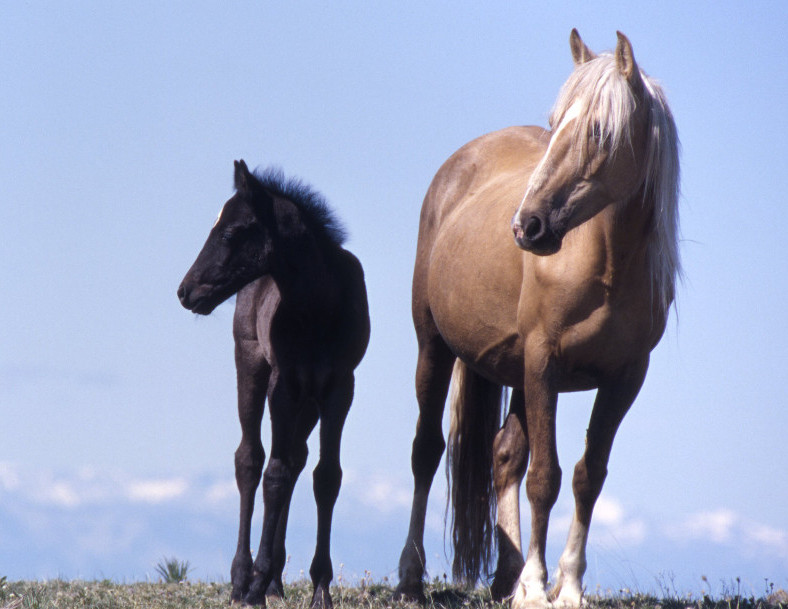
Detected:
[512,30,673,256]
[178,161,347,315]
[178,160,277,314]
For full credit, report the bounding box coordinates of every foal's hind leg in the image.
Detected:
[244,372,318,606]
[395,334,455,602]
[491,390,528,601]
[307,371,355,609]
[231,346,271,603]
[551,358,648,609]
[264,407,319,598]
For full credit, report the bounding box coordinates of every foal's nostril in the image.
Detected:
[177,283,186,303]
[524,216,544,241]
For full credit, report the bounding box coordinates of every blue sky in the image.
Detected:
[2,1,787,595]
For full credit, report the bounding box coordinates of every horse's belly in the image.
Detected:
[426,205,525,387]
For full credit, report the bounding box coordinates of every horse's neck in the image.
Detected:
[594,187,655,287]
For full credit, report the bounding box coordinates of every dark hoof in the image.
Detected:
[243,579,268,607]
[265,579,284,599]
[310,584,333,609]
[490,575,518,602]
[393,583,426,604]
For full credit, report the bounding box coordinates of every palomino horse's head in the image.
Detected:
[178,160,275,315]
[512,30,663,256]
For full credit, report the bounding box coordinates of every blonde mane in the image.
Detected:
[550,53,681,314]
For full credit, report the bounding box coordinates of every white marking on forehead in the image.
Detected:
[545,100,584,156]
[213,205,225,228]
[518,100,585,208]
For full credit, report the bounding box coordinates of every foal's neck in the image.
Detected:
[268,202,341,316]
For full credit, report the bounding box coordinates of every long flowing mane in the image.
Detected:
[550,53,681,314]
[252,166,348,247]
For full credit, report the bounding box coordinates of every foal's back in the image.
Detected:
[234,246,369,377]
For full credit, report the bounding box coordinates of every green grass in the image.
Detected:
[0,579,785,609]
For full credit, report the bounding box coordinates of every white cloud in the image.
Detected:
[594,496,625,526]
[205,479,237,504]
[355,475,412,514]
[0,461,20,491]
[46,481,82,508]
[125,478,188,504]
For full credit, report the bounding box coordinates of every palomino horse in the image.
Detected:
[396,31,679,608]
[178,161,370,608]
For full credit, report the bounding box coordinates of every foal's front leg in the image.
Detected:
[513,349,561,609]
[231,348,270,603]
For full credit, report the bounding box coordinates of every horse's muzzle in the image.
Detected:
[511,212,561,255]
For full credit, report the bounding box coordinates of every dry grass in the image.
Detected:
[0,579,786,609]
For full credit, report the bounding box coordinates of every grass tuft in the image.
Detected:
[154,557,191,584]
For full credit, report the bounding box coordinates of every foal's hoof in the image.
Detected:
[265,579,284,599]
[242,580,268,607]
[393,582,426,604]
[309,584,333,609]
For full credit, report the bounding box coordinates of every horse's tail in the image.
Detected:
[446,359,504,585]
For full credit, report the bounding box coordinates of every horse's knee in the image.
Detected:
[263,459,292,503]
[313,459,342,504]
[235,442,265,487]
[526,462,562,508]
[572,459,607,506]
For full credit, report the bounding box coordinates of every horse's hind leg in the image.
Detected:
[491,389,528,601]
[551,358,648,609]
[230,344,271,603]
[395,333,455,602]
[309,371,355,609]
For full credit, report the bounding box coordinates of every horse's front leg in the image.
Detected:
[490,390,528,601]
[551,358,648,609]
[513,348,560,609]
[308,371,355,609]
[231,344,270,603]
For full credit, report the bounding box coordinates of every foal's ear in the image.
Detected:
[615,31,644,89]
[234,159,253,193]
[570,29,596,65]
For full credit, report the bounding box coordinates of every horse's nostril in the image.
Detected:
[524,216,544,240]
[177,283,187,303]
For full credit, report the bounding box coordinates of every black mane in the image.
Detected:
[251,166,348,247]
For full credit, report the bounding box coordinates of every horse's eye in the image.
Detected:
[591,123,603,140]
[221,229,237,243]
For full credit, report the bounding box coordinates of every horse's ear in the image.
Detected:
[234,159,252,193]
[615,31,643,89]
[570,29,596,65]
